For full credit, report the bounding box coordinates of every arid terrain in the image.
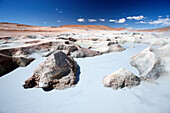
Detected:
[0,22,170,113]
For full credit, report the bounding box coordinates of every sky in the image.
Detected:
[0,0,170,29]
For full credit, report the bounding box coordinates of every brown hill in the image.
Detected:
[0,22,169,33]
[133,26,170,32]
[59,25,126,31]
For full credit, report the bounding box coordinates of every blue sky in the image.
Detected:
[0,0,170,29]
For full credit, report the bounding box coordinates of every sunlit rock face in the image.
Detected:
[23,51,78,90]
[130,44,170,80]
[103,68,140,90]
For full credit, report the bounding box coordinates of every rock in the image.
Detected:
[0,41,54,57]
[151,39,167,46]
[130,46,135,48]
[108,44,125,52]
[18,57,35,67]
[108,42,115,46]
[91,41,125,53]
[103,68,140,90]
[91,38,98,41]
[0,53,35,77]
[70,48,101,58]
[130,47,165,80]
[68,37,77,42]
[107,39,111,41]
[23,75,38,88]
[43,42,100,58]
[68,45,78,53]
[23,51,78,90]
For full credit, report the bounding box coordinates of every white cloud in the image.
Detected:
[109,19,116,22]
[158,16,162,18]
[127,15,145,20]
[44,21,47,24]
[56,9,63,13]
[127,27,133,29]
[109,18,126,23]
[88,19,97,22]
[136,21,147,24]
[148,18,170,25]
[77,18,85,22]
[57,20,61,22]
[117,18,126,23]
[99,19,105,22]
[58,11,63,13]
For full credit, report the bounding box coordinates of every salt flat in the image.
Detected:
[0,43,170,113]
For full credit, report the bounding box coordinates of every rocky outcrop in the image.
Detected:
[0,53,35,77]
[0,39,102,58]
[0,41,54,56]
[104,44,170,90]
[23,51,78,90]
[130,44,170,81]
[103,68,140,90]
[130,47,165,80]
[107,44,125,52]
[70,48,101,58]
[91,41,125,53]
[45,42,101,58]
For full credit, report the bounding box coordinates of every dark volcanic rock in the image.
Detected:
[0,53,35,77]
[23,51,78,90]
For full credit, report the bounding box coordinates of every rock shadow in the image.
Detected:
[76,64,81,84]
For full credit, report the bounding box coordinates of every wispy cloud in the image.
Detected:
[58,11,63,13]
[56,8,63,13]
[99,19,105,22]
[109,19,116,22]
[44,21,47,24]
[127,15,145,20]
[158,16,162,18]
[136,21,147,24]
[127,27,133,29]
[57,20,61,22]
[148,18,170,25]
[77,18,85,22]
[88,19,97,22]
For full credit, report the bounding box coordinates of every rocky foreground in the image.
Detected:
[0,23,170,91]
[103,44,170,90]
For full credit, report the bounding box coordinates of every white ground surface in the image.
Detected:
[0,43,170,113]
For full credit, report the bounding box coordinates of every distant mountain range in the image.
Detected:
[0,22,170,32]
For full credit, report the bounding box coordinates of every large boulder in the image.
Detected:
[0,53,35,77]
[23,51,78,90]
[130,47,165,80]
[103,68,140,90]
